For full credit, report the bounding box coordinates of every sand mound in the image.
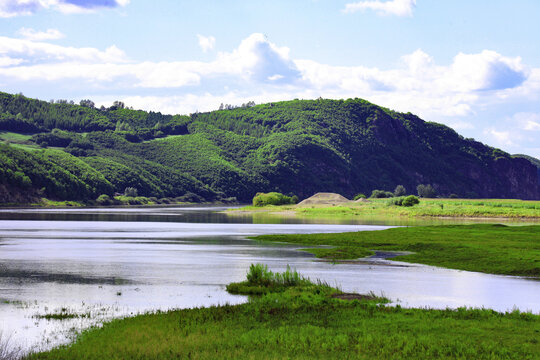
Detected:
[296,192,351,206]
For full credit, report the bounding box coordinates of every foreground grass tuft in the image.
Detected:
[226,264,316,295]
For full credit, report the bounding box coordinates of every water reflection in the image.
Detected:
[0,206,538,354]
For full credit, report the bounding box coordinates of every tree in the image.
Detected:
[370,189,394,198]
[80,99,95,108]
[124,187,138,197]
[417,184,436,198]
[394,185,406,197]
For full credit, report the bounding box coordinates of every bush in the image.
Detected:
[387,195,420,207]
[252,192,296,206]
[370,189,394,198]
[353,193,366,200]
[394,185,406,197]
[96,194,112,205]
[449,194,459,199]
[402,195,420,207]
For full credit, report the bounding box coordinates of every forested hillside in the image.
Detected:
[0,92,538,204]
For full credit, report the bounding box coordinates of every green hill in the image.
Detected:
[0,92,538,204]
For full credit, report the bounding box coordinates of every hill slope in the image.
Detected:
[0,92,538,203]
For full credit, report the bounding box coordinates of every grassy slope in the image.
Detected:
[254,224,540,277]
[30,268,540,360]
[235,198,540,218]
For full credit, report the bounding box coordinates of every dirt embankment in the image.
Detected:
[296,192,351,206]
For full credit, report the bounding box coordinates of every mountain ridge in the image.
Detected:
[0,92,538,203]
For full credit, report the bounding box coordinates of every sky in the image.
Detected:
[0,0,539,158]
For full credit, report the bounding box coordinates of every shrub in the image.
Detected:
[252,192,296,206]
[387,195,419,207]
[394,185,406,197]
[353,193,366,200]
[96,194,112,205]
[370,189,394,198]
[402,195,420,207]
[449,194,459,199]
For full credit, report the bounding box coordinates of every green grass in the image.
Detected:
[0,131,32,142]
[28,265,540,360]
[234,198,540,219]
[30,198,85,207]
[254,224,540,278]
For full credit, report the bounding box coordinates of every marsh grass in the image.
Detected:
[226,264,317,295]
[254,224,540,277]
[34,308,90,321]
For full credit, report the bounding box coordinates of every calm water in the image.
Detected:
[0,206,538,353]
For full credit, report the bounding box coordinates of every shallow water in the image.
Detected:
[0,206,538,353]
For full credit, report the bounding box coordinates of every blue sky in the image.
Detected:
[0,0,539,158]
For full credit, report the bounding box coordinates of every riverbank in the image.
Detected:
[229,198,540,219]
[0,197,237,209]
[28,266,540,360]
[254,224,540,278]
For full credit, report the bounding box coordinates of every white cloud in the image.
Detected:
[484,128,515,146]
[446,50,527,92]
[0,56,24,67]
[197,34,215,53]
[512,112,540,131]
[343,0,416,17]
[0,36,127,63]
[17,27,65,41]
[0,0,129,17]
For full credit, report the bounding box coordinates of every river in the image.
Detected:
[0,206,538,353]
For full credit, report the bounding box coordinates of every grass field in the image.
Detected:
[254,224,540,278]
[28,265,540,360]
[233,198,540,219]
[0,131,32,143]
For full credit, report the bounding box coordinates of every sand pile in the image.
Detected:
[296,192,351,206]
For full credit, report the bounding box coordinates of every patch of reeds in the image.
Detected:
[227,263,331,295]
[0,332,22,360]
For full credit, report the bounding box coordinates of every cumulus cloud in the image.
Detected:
[17,27,65,41]
[216,33,301,83]
[343,0,416,17]
[0,33,302,89]
[197,34,215,53]
[0,36,127,63]
[447,50,527,91]
[0,0,129,17]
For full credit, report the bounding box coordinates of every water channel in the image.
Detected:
[0,206,538,353]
